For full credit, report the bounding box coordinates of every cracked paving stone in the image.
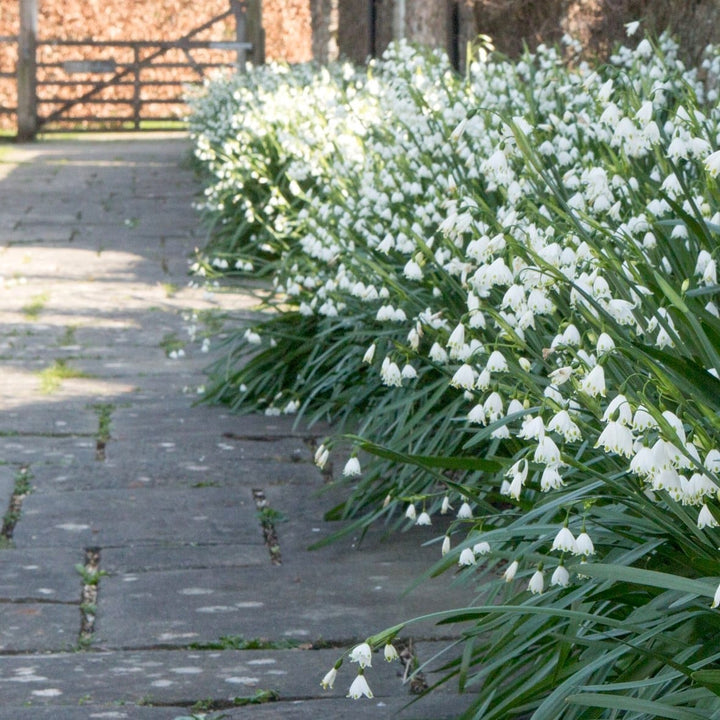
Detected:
[96,561,466,648]
[0,644,468,716]
[0,547,84,602]
[12,488,261,548]
[0,603,79,653]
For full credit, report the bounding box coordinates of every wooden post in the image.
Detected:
[17,0,38,140]
[246,0,265,66]
[392,0,405,41]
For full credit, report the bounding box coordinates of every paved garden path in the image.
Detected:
[0,135,472,719]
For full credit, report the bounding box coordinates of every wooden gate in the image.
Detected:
[2,0,264,139]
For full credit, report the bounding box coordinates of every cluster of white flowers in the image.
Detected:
[189,31,720,697]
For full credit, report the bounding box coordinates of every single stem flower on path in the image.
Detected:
[347,670,374,699]
[349,642,372,668]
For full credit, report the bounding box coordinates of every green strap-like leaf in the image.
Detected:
[566,692,709,719]
[351,437,503,472]
[569,563,717,599]
[691,669,720,697]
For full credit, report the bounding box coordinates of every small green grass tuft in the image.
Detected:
[161,282,179,298]
[38,359,90,394]
[22,293,49,320]
[57,325,78,346]
[89,403,114,443]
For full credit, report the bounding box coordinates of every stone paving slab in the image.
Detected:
[0,547,84,602]
[96,561,463,649]
[110,403,320,442]
[0,602,79,652]
[0,435,97,467]
[0,707,193,720]
[44,460,322,492]
[27,461,318,493]
[0,402,98,435]
[0,698,470,720]
[0,464,14,513]
[102,543,268,574]
[14,487,262,548]
[0,643,467,713]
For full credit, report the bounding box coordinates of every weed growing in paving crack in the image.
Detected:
[21,292,49,320]
[189,635,302,651]
[76,548,104,649]
[57,324,78,346]
[161,282,179,298]
[90,402,114,460]
[1,466,32,544]
[252,489,284,564]
[38,359,91,394]
[187,689,278,712]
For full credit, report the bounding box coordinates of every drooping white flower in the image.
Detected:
[547,410,581,442]
[244,329,262,345]
[447,323,466,350]
[343,457,361,477]
[548,366,573,386]
[698,504,718,529]
[551,564,570,587]
[380,358,403,387]
[534,436,562,467]
[321,667,337,689]
[441,535,451,556]
[450,364,476,390]
[473,541,491,556]
[347,672,373,699]
[561,324,581,346]
[712,581,720,609]
[362,343,376,364]
[429,342,449,364]
[706,449,720,473]
[415,511,432,526]
[484,392,504,421]
[475,368,491,390]
[457,502,473,519]
[595,421,634,457]
[467,403,486,424]
[458,547,476,566]
[704,149,720,178]
[349,642,372,669]
[504,560,519,582]
[541,466,565,491]
[632,406,658,431]
[625,20,640,36]
[401,364,418,380]
[580,365,606,397]
[702,259,717,286]
[503,459,528,500]
[574,531,595,556]
[518,416,545,441]
[602,395,632,425]
[384,643,399,662]
[596,332,615,355]
[551,526,577,553]
[440,495,453,514]
[314,444,329,469]
[528,569,544,595]
[404,504,417,521]
[486,350,508,373]
[403,259,423,280]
